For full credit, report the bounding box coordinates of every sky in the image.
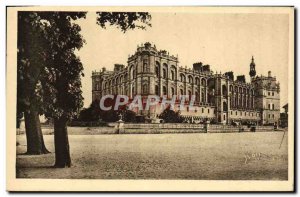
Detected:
[74,11,290,110]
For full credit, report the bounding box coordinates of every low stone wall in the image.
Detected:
[123,123,204,129]
[16,124,276,135]
[69,121,108,127]
[207,125,243,133]
[255,126,276,132]
[111,123,205,134]
[207,125,274,133]
[123,128,206,134]
[114,123,275,134]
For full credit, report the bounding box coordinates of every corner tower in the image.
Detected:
[249,56,256,78]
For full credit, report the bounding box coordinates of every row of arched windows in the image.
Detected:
[179,73,208,86]
[229,85,255,95]
[154,85,207,103]
[155,62,177,80]
[231,94,255,109]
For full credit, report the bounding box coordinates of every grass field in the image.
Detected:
[16,130,288,180]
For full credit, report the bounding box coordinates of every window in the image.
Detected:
[272,92,274,96]
[195,92,199,102]
[143,63,148,72]
[208,109,210,113]
[163,69,167,79]
[171,88,175,96]
[236,111,237,115]
[180,89,184,95]
[171,71,175,80]
[188,90,192,100]
[201,92,205,103]
[155,85,159,95]
[188,76,193,83]
[202,108,204,113]
[223,102,228,111]
[163,86,167,95]
[269,114,271,118]
[268,104,271,109]
[142,84,148,94]
[231,111,233,115]
[223,115,226,120]
[268,92,270,96]
[240,111,242,116]
[196,78,200,85]
[155,67,159,77]
[222,85,227,96]
[180,74,185,82]
[272,114,274,119]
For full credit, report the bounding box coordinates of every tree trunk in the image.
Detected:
[54,116,71,168]
[24,109,50,155]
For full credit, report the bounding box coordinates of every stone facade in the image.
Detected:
[92,42,280,125]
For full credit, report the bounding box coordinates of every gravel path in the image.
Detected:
[16,132,288,180]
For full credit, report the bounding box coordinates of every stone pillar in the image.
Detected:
[115,119,125,134]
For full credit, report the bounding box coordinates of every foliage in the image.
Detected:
[121,110,136,122]
[17,12,49,116]
[17,12,87,121]
[77,98,137,123]
[69,120,107,127]
[38,12,87,120]
[96,12,151,32]
[159,107,184,123]
[100,109,119,122]
[77,99,101,121]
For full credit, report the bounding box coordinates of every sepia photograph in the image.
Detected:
[6,6,294,191]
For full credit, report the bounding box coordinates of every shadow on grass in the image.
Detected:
[17,165,56,169]
[17,151,52,156]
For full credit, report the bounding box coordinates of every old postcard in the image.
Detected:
[6,6,294,191]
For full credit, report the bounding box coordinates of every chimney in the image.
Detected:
[114,64,125,72]
[268,71,271,77]
[144,42,151,49]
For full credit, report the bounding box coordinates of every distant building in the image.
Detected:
[92,42,280,125]
[280,103,288,127]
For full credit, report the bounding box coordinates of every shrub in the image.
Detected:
[159,107,184,123]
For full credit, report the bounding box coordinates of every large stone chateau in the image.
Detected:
[92,42,280,125]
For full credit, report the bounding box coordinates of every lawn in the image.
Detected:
[16,130,288,180]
